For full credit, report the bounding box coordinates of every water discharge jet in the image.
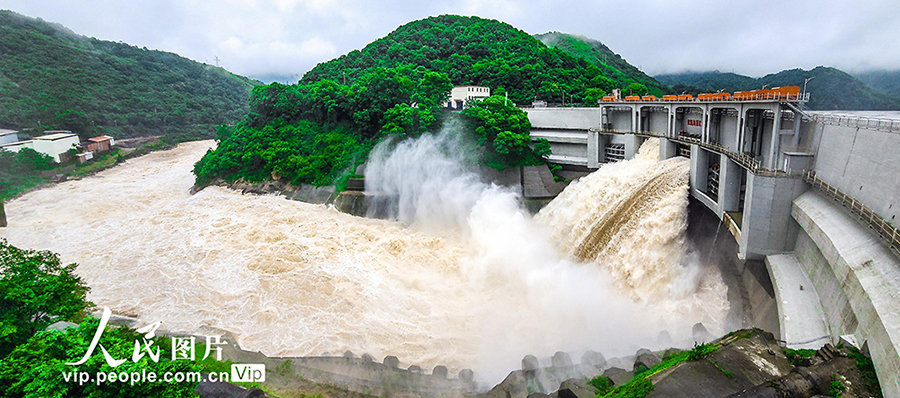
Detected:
[0,130,730,386]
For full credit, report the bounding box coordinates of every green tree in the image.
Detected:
[462,96,545,168]
[412,71,453,109]
[0,318,200,398]
[591,75,617,94]
[0,239,91,358]
[379,104,436,138]
[583,88,607,105]
[53,110,93,141]
[624,83,649,96]
[0,148,57,200]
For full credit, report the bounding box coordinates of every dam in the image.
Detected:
[0,96,896,395]
[526,98,900,397]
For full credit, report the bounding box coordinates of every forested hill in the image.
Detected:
[299,15,617,105]
[854,70,900,99]
[0,10,258,139]
[656,67,900,110]
[534,32,668,97]
[195,15,597,190]
[654,71,756,95]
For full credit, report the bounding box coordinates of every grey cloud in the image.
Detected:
[1,0,898,81]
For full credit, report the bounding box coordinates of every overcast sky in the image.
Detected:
[2,0,898,82]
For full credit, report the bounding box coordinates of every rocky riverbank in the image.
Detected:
[192,328,881,398]
[194,177,338,205]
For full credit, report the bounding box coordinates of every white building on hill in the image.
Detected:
[0,129,18,146]
[33,131,80,163]
[447,85,491,110]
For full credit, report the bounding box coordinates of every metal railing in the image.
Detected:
[812,114,900,134]
[803,171,900,256]
[593,128,787,174]
[592,128,809,178]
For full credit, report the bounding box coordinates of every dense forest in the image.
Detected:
[534,32,669,97]
[194,15,628,188]
[299,15,619,106]
[0,10,258,139]
[854,69,900,99]
[656,67,900,110]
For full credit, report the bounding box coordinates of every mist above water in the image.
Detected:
[0,126,729,385]
[363,126,729,381]
[364,118,487,231]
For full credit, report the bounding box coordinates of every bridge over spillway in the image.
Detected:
[524,100,900,397]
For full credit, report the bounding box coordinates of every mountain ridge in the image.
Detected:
[656,67,900,110]
[0,9,259,139]
[534,31,669,96]
[853,69,900,99]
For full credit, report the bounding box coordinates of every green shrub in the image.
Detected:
[589,375,613,395]
[781,348,816,367]
[0,319,201,398]
[688,342,716,361]
[845,346,882,397]
[0,239,90,358]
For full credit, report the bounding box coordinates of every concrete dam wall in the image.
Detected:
[525,105,900,397]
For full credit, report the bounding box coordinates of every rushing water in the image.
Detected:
[1,131,729,384]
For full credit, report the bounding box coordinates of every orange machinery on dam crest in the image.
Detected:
[602,86,804,103]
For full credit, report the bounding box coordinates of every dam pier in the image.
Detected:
[525,94,900,397]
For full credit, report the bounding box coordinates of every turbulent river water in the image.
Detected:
[1,133,729,383]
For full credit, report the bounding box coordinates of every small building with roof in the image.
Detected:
[32,131,79,163]
[86,135,115,153]
[0,140,33,153]
[0,129,18,146]
[447,85,491,110]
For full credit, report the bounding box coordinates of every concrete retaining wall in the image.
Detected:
[793,229,858,341]
[792,191,900,397]
[811,124,900,223]
[524,108,602,129]
[740,174,806,259]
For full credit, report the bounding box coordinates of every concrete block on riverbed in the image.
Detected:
[523,165,566,199]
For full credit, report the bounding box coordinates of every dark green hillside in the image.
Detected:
[300,15,610,105]
[853,70,900,98]
[655,67,900,110]
[0,10,258,139]
[760,67,900,110]
[534,32,668,97]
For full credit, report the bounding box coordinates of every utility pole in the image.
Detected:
[803,76,816,99]
[214,56,220,67]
